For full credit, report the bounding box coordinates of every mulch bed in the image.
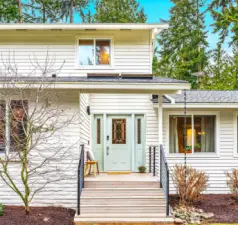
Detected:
[170,194,238,223]
[0,206,75,225]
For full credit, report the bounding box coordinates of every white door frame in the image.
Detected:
[91,112,146,172]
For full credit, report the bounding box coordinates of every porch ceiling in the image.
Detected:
[0,76,190,94]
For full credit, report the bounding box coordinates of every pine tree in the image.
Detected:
[94,0,147,23]
[200,48,238,90]
[157,0,208,88]
[57,0,90,23]
[0,0,19,23]
[22,0,59,23]
[210,0,238,45]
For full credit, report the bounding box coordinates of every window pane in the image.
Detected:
[96,40,110,65]
[97,118,101,144]
[0,102,5,152]
[10,100,28,152]
[194,116,215,153]
[137,118,141,144]
[112,119,126,144]
[78,40,94,65]
[169,116,192,153]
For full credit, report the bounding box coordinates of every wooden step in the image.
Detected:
[80,205,166,214]
[84,181,160,188]
[81,188,164,197]
[81,196,166,205]
[74,214,174,223]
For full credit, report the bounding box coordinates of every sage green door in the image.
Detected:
[105,115,131,171]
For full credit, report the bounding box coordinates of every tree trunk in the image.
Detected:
[17,0,23,23]
[70,0,74,23]
[42,3,46,23]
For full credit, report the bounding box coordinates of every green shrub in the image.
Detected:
[0,204,4,216]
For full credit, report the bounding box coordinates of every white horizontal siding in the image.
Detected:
[0,90,81,209]
[0,30,151,76]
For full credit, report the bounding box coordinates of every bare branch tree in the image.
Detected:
[0,51,81,214]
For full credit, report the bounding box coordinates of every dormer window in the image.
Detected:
[78,39,111,66]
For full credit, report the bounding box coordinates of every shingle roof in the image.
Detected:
[0,76,188,84]
[153,91,238,103]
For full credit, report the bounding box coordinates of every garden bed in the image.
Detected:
[0,206,75,225]
[170,194,238,223]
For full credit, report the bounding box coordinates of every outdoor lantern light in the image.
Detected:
[86,106,91,115]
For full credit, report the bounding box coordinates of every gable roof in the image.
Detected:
[153,90,238,104]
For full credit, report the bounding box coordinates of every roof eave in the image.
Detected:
[0,23,169,31]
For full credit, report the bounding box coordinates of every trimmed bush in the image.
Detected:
[171,165,209,206]
[226,169,238,200]
[0,204,4,216]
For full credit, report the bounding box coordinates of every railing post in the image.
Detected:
[166,164,169,216]
[160,145,162,188]
[82,145,85,188]
[153,146,156,176]
[149,146,152,173]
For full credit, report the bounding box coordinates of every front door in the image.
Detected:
[105,115,131,171]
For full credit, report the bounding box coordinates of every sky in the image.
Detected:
[138,0,231,53]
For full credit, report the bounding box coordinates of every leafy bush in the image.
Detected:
[225,169,238,200]
[0,204,4,216]
[171,165,209,206]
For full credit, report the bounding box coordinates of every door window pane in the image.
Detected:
[112,119,126,144]
[78,40,94,65]
[97,118,101,144]
[0,102,5,152]
[96,40,110,65]
[137,118,141,144]
[194,116,215,152]
[169,116,192,153]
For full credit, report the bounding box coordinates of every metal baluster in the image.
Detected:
[149,146,152,173]
[153,146,156,176]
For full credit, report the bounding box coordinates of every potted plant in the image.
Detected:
[194,143,201,152]
[0,203,4,216]
[138,166,146,173]
[185,145,192,153]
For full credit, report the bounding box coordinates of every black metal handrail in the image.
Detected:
[77,144,85,215]
[160,144,169,216]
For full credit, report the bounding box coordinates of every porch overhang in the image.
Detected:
[0,76,190,94]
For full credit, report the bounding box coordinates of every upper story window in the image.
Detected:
[169,115,216,154]
[78,39,111,66]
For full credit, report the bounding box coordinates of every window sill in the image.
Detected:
[166,153,220,159]
[75,65,114,70]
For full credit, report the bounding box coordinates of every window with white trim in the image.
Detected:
[169,115,216,153]
[78,39,111,66]
[0,100,28,153]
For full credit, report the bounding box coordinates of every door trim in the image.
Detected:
[91,113,146,172]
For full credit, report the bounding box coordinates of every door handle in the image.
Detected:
[107,146,109,155]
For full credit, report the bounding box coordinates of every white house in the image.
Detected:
[0,23,237,222]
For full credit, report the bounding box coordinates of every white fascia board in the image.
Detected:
[0,82,190,94]
[0,23,169,31]
[158,103,238,108]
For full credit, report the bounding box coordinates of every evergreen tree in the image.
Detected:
[210,0,238,45]
[57,0,90,23]
[23,0,62,23]
[0,0,19,23]
[94,0,147,23]
[200,48,238,90]
[157,0,208,88]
